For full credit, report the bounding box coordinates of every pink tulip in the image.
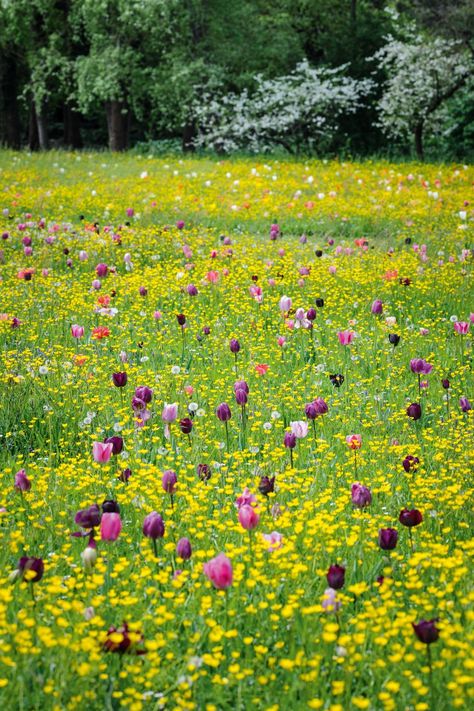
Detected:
[235,487,257,509]
[337,330,355,345]
[290,421,308,438]
[454,321,469,335]
[262,531,283,551]
[277,336,286,347]
[71,324,84,338]
[238,504,260,530]
[100,512,122,541]
[279,295,292,312]
[203,553,233,589]
[162,403,178,423]
[92,441,113,463]
[346,434,362,450]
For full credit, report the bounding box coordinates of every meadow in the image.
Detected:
[0,151,472,711]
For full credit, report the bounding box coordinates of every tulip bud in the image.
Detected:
[412,619,439,644]
[407,403,422,420]
[229,338,240,354]
[378,528,398,550]
[143,512,165,539]
[162,470,177,494]
[176,537,192,560]
[216,403,231,422]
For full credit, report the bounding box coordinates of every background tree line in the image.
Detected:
[0,0,473,160]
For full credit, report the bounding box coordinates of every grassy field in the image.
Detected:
[0,151,473,711]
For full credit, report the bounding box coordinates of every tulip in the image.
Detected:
[162,403,178,422]
[112,372,127,387]
[93,441,113,463]
[102,500,120,514]
[407,402,422,420]
[371,299,383,314]
[81,540,98,571]
[235,388,248,405]
[399,509,423,527]
[176,538,192,560]
[162,469,177,495]
[229,338,240,354]
[315,298,324,308]
[279,295,292,313]
[441,378,450,389]
[402,455,420,473]
[410,358,432,375]
[258,475,275,496]
[177,313,186,326]
[337,330,355,346]
[322,587,341,613]
[388,333,400,346]
[103,622,146,655]
[203,553,233,589]
[290,421,308,438]
[305,398,328,420]
[143,512,165,544]
[238,504,260,531]
[235,487,257,509]
[179,417,193,434]
[234,380,249,394]
[351,483,372,508]
[329,373,344,388]
[104,436,123,455]
[75,504,101,529]
[346,434,361,450]
[136,386,153,403]
[95,263,108,277]
[71,324,84,338]
[460,396,471,412]
[284,431,297,467]
[197,463,211,482]
[17,556,44,583]
[378,528,398,550]
[327,564,345,590]
[187,284,198,296]
[412,619,439,645]
[306,308,316,321]
[454,321,469,335]
[100,513,122,541]
[216,402,231,422]
[14,469,31,492]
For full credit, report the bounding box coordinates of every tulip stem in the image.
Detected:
[289,448,293,468]
[225,421,230,451]
[354,450,358,478]
[408,528,414,553]
[427,645,434,708]
[418,373,421,397]
[152,539,158,559]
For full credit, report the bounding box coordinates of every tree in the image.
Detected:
[374,35,473,159]
[192,60,373,153]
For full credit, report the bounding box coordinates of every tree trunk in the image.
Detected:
[35,106,49,150]
[63,105,83,148]
[414,122,424,161]
[182,122,196,152]
[28,102,39,151]
[105,101,129,151]
[0,55,21,148]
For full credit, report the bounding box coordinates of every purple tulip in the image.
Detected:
[460,396,472,412]
[179,417,193,434]
[162,470,177,494]
[407,403,422,420]
[216,403,232,422]
[17,556,44,583]
[326,564,345,590]
[284,432,297,449]
[233,380,249,394]
[102,500,120,514]
[371,299,383,314]
[176,538,192,560]
[135,386,153,403]
[412,619,439,644]
[402,455,420,473]
[104,436,123,455]
[14,469,31,492]
[112,372,128,387]
[399,509,423,527]
[351,483,372,508]
[187,284,198,296]
[235,388,248,405]
[75,504,101,529]
[410,359,432,375]
[378,528,398,550]
[229,338,240,354]
[143,512,165,540]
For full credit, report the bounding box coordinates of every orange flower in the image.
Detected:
[255,363,269,376]
[97,294,111,306]
[92,326,110,340]
[382,269,398,281]
[73,355,88,366]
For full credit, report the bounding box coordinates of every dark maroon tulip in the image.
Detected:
[327,564,345,590]
[315,298,324,308]
[378,528,398,550]
[216,403,231,422]
[179,417,193,434]
[412,619,439,644]
[235,388,248,405]
[102,500,120,514]
[177,313,186,326]
[103,622,146,655]
[233,380,249,394]
[406,403,422,420]
[176,537,192,560]
[18,556,44,582]
[329,373,344,388]
[388,333,400,346]
[402,455,420,473]
[306,308,316,321]
[399,509,423,527]
[258,475,275,496]
[75,504,101,529]
[135,386,153,403]
[104,436,123,455]
[143,512,165,539]
[197,463,211,481]
[112,372,128,387]
[119,468,132,482]
[441,378,450,390]
[229,338,240,354]
[139,286,147,296]
[284,432,297,449]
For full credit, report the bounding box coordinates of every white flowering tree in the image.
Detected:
[374,35,473,159]
[191,61,374,154]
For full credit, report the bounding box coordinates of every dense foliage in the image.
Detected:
[0,0,473,159]
[0,150,473,710]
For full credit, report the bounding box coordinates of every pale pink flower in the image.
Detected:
[337,330,355,346]
[92,441,113,463]
[290,421,308,438]
[262,531,283,551]
[203,553,233,589]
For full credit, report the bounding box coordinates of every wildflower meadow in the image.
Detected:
[0,151,473,711]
